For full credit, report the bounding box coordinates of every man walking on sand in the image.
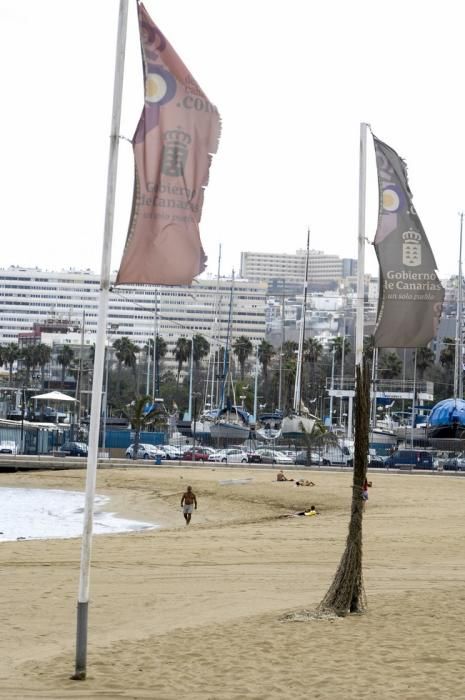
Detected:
[181,485,197,525]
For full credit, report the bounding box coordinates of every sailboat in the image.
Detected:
[191,245,222,437]
[281,230,317,439]
[210,271,251,441]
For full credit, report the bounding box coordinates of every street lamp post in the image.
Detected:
[103,324,119,453]
[20,387,26,454]
[192,395,198,457]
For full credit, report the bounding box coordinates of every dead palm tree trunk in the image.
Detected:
[318,359,369,616]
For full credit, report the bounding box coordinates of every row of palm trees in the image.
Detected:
[0,333,460,416]
[0,342,75,388]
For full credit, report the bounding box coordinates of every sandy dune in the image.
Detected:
[1,465,464,699]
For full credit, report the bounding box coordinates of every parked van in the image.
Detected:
[384,449,434,470]
[321,444,353,466]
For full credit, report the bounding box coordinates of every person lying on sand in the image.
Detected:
[277,470,294,482]
[296,505,318,517]
[295,479,315,487]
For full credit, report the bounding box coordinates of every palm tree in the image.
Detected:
[304,337,323,364]
[144,335,168,366]
[2,343,20,384]
[143,335,168,394]
[123,394,167,460]
[192,334,210,369]
[35,343,52,389]
[113,337,140,394]
[282,340,298,360]
[258,340,275,382]
[233,336,253,381]
[20,345,38,387]
[378,351,402,379]
[332,336,351,364]
[172,337,191,387]
[56,345,74,388]
[416,346,435,379]
[363,335,376,364]
[440,337,455,372]
[303,337,324,406]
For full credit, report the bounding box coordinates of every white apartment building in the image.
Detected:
[0,268,267,353]
[239,249,357,285]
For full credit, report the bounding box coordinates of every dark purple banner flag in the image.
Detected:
[372,134,444,348]
[116,2,221,286]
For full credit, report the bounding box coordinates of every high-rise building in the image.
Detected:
[239,249,357,290]
[0,268,267,352]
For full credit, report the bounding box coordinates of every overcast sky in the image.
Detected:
[1,0,464,281]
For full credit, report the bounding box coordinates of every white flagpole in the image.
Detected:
[72,0,129,681]
[355,123,368,369]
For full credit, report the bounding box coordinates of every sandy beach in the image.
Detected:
[1,464,465,699]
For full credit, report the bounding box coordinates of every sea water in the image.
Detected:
[0,487,157,542]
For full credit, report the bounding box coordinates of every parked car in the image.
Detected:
[443,456,465,471]
[208,448,248,464]
[182,446,215,462]
[384,450,434,470]
[125,443,162,460]
[59,441,88,457]
[294,450,323,465]
[247,451,263,463]
[159,445,183,459]
[252,449,294,465]
[0,440,18,455]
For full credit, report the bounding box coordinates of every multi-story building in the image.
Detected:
[240,249,357,291]
[0,267,267,354]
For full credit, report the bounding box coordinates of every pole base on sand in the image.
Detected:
[71,601,88,681]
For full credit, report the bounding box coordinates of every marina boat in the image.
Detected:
[427,398,465,439]
[210,272,251,441]
[209,406,251,440]
[281,230,317,440]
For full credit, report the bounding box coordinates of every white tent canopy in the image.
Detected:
[31,391,78,402]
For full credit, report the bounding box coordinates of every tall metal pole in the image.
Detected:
[454,212,464,399]
[278,292,285,412]
[103,344,110,452]
[75,309,85,427]
[293,229,310,413]
[186,336,194,421]
[151,289,158,399]
[72,0,128,681]
[329,344,335,428]
[355,123,368,369]
[253,344,259,423]
[339,312,346,429]
[411,349,417,448]
[371,347,378,429]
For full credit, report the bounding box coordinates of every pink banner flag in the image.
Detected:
[116,2,221,286]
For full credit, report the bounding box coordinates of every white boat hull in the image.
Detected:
[256,427,282,440]
[191,419,212,435]
[281,415,315,437]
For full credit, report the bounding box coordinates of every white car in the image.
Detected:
[255,449,294,465]
[159,445,183,459]
[0,440,18,455]
[208,448,248,464]
[125,443,163,459]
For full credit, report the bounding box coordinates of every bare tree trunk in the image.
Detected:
[318,359,369,616]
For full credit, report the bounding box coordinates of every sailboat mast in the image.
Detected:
[205,244,222,410]
[219,270,235,410]
[454,213,463,399]
[293,229,310,412]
